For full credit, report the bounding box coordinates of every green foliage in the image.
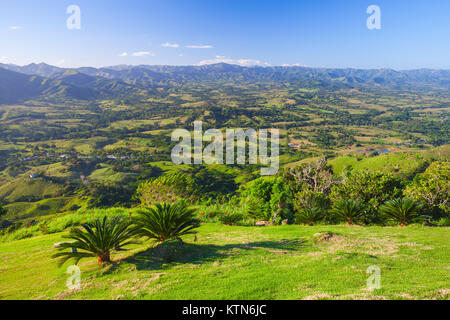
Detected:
[294,189,330,211]
[0,204,6,219]
[52,216,139,266]
[405,162,449,215]
[379,198,424,226]
[245,198,267,220]
[135,173,200,207]
[295,207,324,226]
[184,166,238,198]
[241,177,291,221]
[218,211,244,226]
[330,199,365,225]
[330,171,404,223]
[133,202,200,243]
[283,157,337,195]
[437,217,450,226]
[77,182,135,208]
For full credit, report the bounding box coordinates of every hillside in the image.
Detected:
[1,223,449,300]
[1,63,450,104]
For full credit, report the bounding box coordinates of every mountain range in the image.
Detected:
[0,62,449,104]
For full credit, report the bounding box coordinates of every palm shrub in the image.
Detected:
[133,202,200,243]
[295,207,324,226]
[379,198,423,226]
[219,211,244,226]
[52,216,139,266]
[330,199,365,225]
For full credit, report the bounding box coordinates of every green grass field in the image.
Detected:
[1,223,448,300]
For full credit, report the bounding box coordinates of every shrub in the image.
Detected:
[242,177,291,222]
[330,171,404,223]
[219,211,244,226]
[295,207,324,226]
[437,217,450,226]
[133,202,200,243]
[379,198,424,226]
[405,162,449,216]
[294,190,330,212]
[330,199,365,225]
[52,216,139,266]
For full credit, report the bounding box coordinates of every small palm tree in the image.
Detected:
[380,198,423,226]
[295,207,324,226]
[52,216,139,266]
[133,202,200,244]
[331,199,365,225]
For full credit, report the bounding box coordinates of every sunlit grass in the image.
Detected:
[0,223,448,300]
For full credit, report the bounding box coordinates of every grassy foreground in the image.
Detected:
[0,223,449,300]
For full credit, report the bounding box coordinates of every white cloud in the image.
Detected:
[9,26,22,30]
[132,51,155,57]
[161,42,179,48]
[198,56,270,67]
[0,56,8,63]
[282,63,306,67]
[119,52,128,57]
[185,45,213,49]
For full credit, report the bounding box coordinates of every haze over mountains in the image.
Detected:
[0,62,449,104]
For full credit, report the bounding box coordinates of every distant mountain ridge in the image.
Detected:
[0,62,449,104]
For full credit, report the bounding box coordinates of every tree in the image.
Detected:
[405,162,449,215]
[241,177,290,222]
[283,156,337,195]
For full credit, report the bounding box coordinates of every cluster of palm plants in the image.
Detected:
[53,201,200,266]
[296,197,425,227]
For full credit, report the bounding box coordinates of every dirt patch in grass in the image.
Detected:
[339,293,387,300]
[321,235,399,256]
[129,273,166,296]
[396,293,415,300]
[437,289,450,299]
[302,293,332,300]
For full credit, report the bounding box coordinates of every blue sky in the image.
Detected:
[0,0,449,69]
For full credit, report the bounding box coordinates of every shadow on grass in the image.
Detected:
[124,239,306,271]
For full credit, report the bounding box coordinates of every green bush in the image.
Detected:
[330,199,365,225]
[218,211,244,226]
[437,217,450,226]
[133,202,200,243]
[53,216,139,266]
[379,198,424,226]
[330,171,404,224]
[295,207,324,226]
